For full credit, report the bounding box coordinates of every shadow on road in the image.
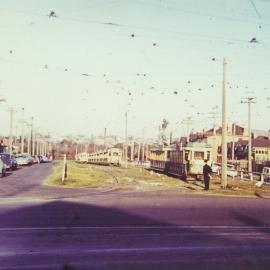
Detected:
[1,200,270,270]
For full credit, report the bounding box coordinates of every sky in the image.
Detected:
[0,0,269,139]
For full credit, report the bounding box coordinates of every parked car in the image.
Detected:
[211,163,238,177]
[262,167,270,183]
[15,154,34,166]
[38,155,50,163]
[0,153,18,171]
[0,159,6,177]
[32,155,40,164]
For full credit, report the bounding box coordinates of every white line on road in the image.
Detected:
[0,225,269,231]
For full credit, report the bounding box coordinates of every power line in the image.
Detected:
[249,0,262,18]
[133,0,270,27]
[1,6,270,47]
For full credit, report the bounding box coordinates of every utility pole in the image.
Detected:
[31,117,34,155]
[181,116,193,143]
[138,141,141,164]
[104,127,107,150]
[241,96,256,180]
[221,57,228,188]
[232,122,236,163]
[20,108,25,153]
[27,122,31,154]
[124,112,128,167]
[209,106,219,163]
[142,128,146,163]
[8,107,15,154]
[130,141,134,161]
[209,106,219,135]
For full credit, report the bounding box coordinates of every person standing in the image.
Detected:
[203,159,212,190]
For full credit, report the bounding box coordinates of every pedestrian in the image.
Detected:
[203,159,212,190]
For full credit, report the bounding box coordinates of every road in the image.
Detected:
[0,163,270,270]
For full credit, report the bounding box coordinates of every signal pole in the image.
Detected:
[221,57,228,188]
[241,96,256,180]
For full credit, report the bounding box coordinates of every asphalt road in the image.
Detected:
[1,163,270,270]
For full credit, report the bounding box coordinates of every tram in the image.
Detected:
[75,152,89,163]
[88,148,122,166]
[149,142,212,180]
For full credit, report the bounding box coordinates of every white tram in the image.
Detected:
[75,152,89,163]
[88,148,122,166]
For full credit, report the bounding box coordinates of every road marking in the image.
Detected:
[0,225,269,231]
[1,244,270,258]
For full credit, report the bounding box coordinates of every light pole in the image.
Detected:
[241,97,256,180]
[221,57,228,188]
[20,108,25,153]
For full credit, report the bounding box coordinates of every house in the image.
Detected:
[252,136,270,163]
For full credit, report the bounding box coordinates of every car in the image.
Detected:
[0,158,6,177]
[0,153,18,171]
[227,164,238,177]
[211,163,238,177]
[262,167,270,184]
[15,154,34,166]
[32,155,40,164]
[38,155,50,163]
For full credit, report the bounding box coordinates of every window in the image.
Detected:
[194,151,204,160]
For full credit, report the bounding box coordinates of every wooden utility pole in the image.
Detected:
[241,96,256,180]
[221,57,228,188]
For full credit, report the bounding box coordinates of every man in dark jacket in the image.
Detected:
[203,160,212,190]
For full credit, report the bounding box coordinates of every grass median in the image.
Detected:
[45,161,186,190]
[45,161,270,197]
[45,161,114,188]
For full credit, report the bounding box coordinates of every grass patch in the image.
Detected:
[45,162,270,197]
[45,161,113,188]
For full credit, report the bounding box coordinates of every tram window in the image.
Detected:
[194,151,204,160]
[113,152,118,156]
[207,151,210,161]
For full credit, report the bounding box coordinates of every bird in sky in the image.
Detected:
[250,37,258,43]
[48,11,57,18]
